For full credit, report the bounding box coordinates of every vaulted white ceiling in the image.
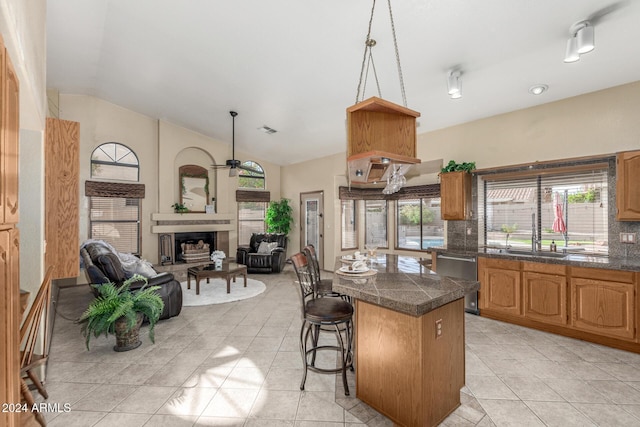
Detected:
[46,0,640,166]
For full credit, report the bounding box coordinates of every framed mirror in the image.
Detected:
[179,165,209,212]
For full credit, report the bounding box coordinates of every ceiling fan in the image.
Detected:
[211,111,261,177]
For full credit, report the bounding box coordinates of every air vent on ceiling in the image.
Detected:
[258,126,277,134]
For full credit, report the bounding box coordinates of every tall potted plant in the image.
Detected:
[79,275,164,352]
[265,198,293,235]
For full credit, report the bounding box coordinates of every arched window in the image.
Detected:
[238,161,265,189]
[88,143,142,254]
[91,142,139,181]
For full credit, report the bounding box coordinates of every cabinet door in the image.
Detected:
[45,118,80,279]
[616,150,640,221]
[571,278,635,341]
[482,267,522,316]
[440,171,471,220]
[2,53,19,224]
[524,272,567,325]
[0,229,19,427]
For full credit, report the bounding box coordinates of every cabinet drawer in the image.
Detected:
[522,261,566,275]
[571,267,635,284]
[479,257,520,271]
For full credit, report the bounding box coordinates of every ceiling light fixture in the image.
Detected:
[447,70,462,99]
[528,84,548,95]
[564,21,594,63]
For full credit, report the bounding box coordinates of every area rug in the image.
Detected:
[179,278,266,306]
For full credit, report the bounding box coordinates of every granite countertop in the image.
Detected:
[428,246,640,272]
[331,254,479,317]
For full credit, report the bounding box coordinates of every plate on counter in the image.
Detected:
[339,266,369,274]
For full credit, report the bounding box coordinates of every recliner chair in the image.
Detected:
[81,242,182,320]
[236,233,287,273]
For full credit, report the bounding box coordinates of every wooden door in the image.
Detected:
[616,150,640,221]
[45,118,80,279]
[440,171,471,220]
[523,271,567,325]
[300,191,324,269]
[571,277,635,341]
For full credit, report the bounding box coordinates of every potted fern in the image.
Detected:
[79,275,164,352]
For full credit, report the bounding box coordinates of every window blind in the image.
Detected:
[341,200,357,250]
[89,196,141,254]
[480,169,608,254]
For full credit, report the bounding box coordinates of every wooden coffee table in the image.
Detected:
[187,262,248,295]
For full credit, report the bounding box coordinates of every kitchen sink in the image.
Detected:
[505,249,566,259]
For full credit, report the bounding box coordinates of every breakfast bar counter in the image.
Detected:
[332,255,479,427]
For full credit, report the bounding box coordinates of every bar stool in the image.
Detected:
[302,245,343,298]
[291,252,354,395]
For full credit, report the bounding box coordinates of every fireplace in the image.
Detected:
[173,232,216,263]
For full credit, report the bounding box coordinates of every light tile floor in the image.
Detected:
[38,266,640,426]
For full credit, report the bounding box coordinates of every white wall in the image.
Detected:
[59,95,159,261]
[18,129,44,296]
[418,81,640,170]
[281,152,347,264]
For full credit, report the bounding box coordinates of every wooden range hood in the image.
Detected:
[347,96,421,184]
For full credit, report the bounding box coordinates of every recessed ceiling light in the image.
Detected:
[258,126,277,134]
[528,84,548,95]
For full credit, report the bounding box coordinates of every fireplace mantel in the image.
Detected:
[151,212,234,234]
[152,212,234,222]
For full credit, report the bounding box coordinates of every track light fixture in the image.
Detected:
[564,21,594,63]
[447,70,462,99]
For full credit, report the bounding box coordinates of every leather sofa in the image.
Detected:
[236,233,287,273]
[81,242,182,320]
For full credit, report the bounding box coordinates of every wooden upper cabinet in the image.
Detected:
[479,257,522,316]
[616,150,640,221]
[347,97,419,158]
[346,97,421,184]
[440,171,472,220]
[45,118,80,279]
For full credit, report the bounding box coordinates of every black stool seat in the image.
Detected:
[291,252,354,395]
[305,298,353,324]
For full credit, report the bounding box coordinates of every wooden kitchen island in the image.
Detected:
[333,255,479,427]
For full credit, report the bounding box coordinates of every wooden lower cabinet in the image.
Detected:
[479,257,639,351]
[479,258,521,316]
[523,262,567,326]
[571,277,635,341]
[356,298,465,427]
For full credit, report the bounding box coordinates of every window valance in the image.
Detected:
[339,184,440,201]
[236,190,271,202]
[85,180,145,198]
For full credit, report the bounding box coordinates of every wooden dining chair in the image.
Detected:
[20,265,55,426]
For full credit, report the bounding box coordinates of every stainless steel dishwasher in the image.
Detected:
[435,253,479,315]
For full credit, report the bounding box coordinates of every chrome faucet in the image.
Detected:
[531,213,540,252]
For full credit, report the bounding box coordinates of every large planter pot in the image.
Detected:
[113,313,143,352]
